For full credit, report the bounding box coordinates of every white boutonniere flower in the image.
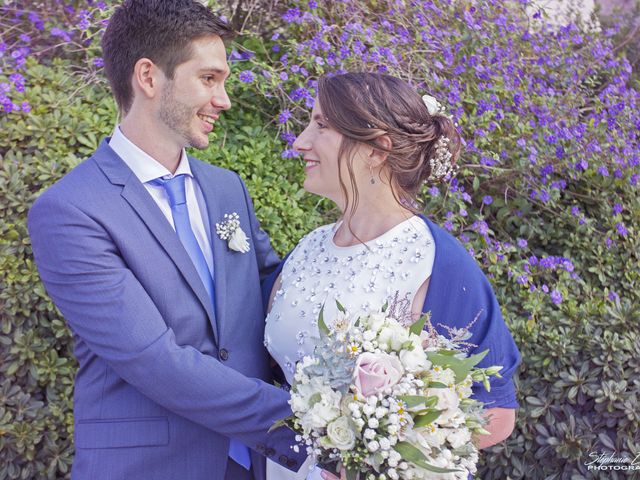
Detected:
[215,212,250,253]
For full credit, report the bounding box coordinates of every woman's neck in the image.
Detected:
[334,201,414,247]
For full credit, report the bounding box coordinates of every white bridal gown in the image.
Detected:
[264,216,435,480]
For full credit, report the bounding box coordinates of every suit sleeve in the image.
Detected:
[236,174,280,281]
[28,193,305,470]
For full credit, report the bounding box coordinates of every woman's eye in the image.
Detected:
[317,121,327,129]
[203,76,215,83]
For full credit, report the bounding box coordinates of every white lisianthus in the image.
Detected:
[363,313,387,333]
[379,324,410,350]
[425,386,461,424]
[325,416,356,450]
[228,226,250,253]
[399,342,429,372]
[301,386,341,429]
[432,367,456,386]
[447,427,471,449]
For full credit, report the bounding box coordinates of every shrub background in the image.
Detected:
[0,1,638,479]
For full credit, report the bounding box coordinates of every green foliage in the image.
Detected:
[0,57,116,479]
[1,0,639,479]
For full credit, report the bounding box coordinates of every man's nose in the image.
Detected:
[213,87,231,111]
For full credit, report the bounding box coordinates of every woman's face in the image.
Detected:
[293,100,368,205]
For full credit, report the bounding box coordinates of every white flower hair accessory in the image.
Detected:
[428,136,459,181]
[216,213,250,253]
[422,94,444,115]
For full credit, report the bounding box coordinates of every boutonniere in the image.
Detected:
[216,213,250,253]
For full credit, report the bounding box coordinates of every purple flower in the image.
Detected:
[278,109,292,124]
[550,290,563,305]
[280,131,296,145]
[612,203,623,215]
[541,284,549,293]
[50,27,72,42]
[281,148,298,158]
[21,101,30,113]
[597,165,609,177]
[443,221,454,231]
[482,195,493,205]
[93,57,104,68]
[473,220,489,235]
[283,8,301,23]
[516,275,528,285]
[605,237,613,248]
[607,291,619,302]
[616,222,628,236]
[428,186,439,197]
[239,70,255,83]
[517,238,528,248]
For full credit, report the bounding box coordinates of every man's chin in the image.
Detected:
[188,134,210,150]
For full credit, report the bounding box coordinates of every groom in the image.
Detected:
[27,1,305,479]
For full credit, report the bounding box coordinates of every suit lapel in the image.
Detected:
[190,159,228,343]
[93,140,219,346]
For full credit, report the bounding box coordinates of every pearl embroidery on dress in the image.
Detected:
[264,216,435,384]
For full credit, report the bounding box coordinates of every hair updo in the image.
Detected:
[317,72,462,212]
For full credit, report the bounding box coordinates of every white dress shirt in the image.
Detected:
[109,126,214,275]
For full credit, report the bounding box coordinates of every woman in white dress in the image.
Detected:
[263,73,519,479]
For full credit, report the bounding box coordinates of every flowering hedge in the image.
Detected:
[1,1,638,479]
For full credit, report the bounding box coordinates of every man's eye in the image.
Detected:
[203,76,215,83]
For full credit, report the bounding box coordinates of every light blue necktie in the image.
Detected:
[148,174,252,471]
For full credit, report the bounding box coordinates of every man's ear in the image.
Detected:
[131,57,163,100]
[370,134,392,168]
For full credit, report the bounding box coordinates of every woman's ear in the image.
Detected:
[370,134,392,168]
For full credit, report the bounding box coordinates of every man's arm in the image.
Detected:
[28,193,305,468]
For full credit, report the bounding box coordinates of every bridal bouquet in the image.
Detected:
[273,302,503,480]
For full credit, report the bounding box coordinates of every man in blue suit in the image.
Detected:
[27,1,305,479]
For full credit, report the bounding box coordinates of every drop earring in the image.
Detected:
[369,165,376,185]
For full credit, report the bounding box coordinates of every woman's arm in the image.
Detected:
[477,407,516,449]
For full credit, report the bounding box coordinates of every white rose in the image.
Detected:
[325,416,356,450]
[228,227,250,252]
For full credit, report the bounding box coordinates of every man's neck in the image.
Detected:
[120,114,182,174]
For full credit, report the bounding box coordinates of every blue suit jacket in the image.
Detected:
[28,140,306,480]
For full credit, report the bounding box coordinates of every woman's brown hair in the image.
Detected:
[317,72,462,216]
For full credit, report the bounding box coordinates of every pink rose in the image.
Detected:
[353,352,404,397]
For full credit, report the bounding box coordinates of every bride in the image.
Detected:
[263,72,520,479]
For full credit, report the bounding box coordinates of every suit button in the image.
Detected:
[287,459,297,468]
[278,455,288,465]
[255,444,265,453]
[219,348,229,361]
[265,447,275,457]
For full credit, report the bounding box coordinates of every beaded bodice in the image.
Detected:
[264,216,435,384]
